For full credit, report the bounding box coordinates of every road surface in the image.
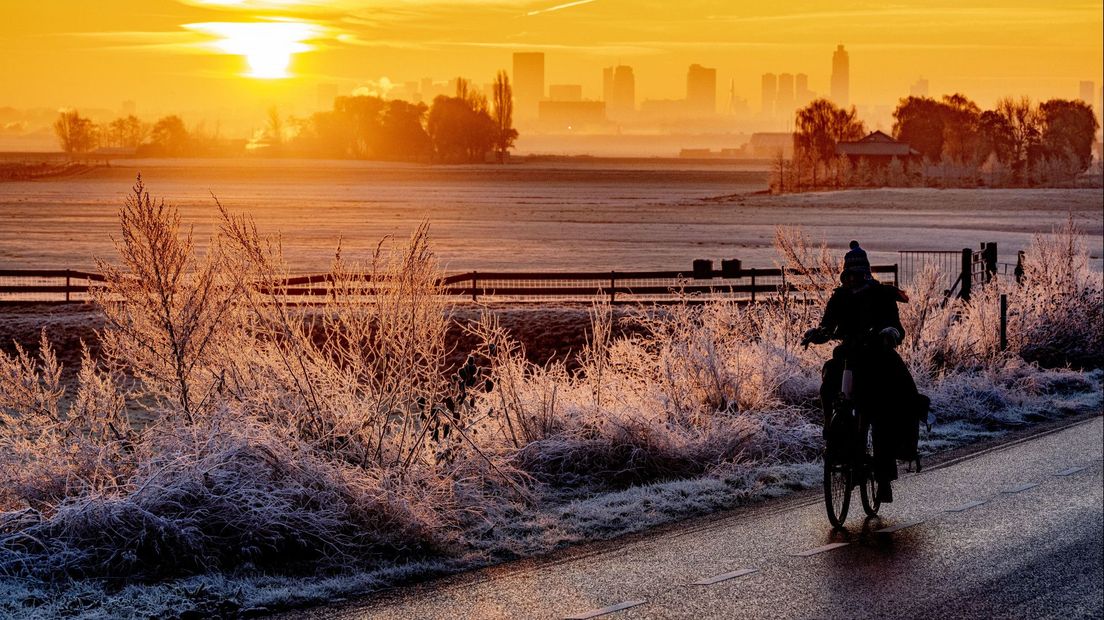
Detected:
[294,416,1104,619]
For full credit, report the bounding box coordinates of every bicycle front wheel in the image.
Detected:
[824,456,852,528]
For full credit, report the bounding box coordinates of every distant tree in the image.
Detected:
[149,115,191,156]
[1038,98,1099,173]
[794,98,864,187]
[265,107,284,151]
[107,115,147,149]
[977,110,1017,169]
[994,96,1042,184]
[491,70,518,163]
[939,93,982,165]
[53,110,98,154]
[379,100,433,161]
[891,96,945,161]
[427,94,496,163]
[334,96,386,158]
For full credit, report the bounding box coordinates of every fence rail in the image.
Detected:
[0,265,899,305]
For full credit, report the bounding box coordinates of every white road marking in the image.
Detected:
[875,520,923,534]
[691,568,759,585]
[1002,482,1040,494]
[792,542,849,557]
[565,599,647,619]
[945,499,988,512]
[1055,466,1087,476]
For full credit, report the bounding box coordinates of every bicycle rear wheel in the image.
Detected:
[824,456,852,528]
[859,424,881,516]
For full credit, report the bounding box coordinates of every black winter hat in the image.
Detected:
[842,240,872,278]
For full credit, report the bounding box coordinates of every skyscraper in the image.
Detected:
[686,64,717,116]
[512,52,545,120]
[1079,80,1094,104]
[910,78,930,98]
[761,73,777,116]
[795,73,812,108]
[777,73,795,120]
[605,65,635,118]
[831,44,850,107]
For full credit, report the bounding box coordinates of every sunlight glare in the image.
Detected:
[186,21,320,79]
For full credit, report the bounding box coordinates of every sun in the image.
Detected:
[186,21,320,79]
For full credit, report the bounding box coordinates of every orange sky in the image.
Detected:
[2,0,1102,118]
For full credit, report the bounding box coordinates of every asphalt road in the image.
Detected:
[299,416,1104,619]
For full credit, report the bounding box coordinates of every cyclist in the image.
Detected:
[803,241,916,504]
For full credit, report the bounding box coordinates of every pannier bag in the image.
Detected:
[896,393,931,471]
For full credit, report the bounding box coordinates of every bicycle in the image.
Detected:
[803,329,888,528]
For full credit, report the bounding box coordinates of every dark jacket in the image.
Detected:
[818,281,905,343]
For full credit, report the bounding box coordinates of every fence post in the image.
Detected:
[609,271,616,304]
[750,269,756,303]
[999,293,1008,351]
[1014,251,1025,284]
[960,248,972,301]
[64,269,71,302]
[983,242,997,283]
[471,271,478,302]
[892,264,899,288]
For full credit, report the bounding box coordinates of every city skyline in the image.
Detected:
[2,1,1101,115]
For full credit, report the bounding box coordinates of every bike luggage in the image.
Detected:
[895,393,930,471]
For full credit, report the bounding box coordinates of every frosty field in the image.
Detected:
[0,158,1100,273]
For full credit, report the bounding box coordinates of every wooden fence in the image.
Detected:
[0,265,899,305]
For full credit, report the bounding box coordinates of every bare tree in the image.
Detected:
[492,70,518,163]
[53,110,98,154]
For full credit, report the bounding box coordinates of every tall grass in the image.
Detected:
[0,178,1099,602]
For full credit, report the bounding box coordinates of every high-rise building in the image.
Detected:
[605,65,635,118]
[777,73,795,120]
[831,44,850,107]
[1079,80,1094,104]
[795,73,813,108]
[761,73,777,116]
[910,78,930,98]
[549,84,583,101]
[686,64,717,116]
[513,52,545,120]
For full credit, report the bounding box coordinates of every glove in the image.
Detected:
[879,327,901,348]
[801,328,827,349]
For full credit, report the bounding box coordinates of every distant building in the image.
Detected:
[686,64,717,116]
[910,78,929,98]
[513,52,545,120]
[639,99,687,119]
[795,73,813,108]
[831,44,850,107]
[538,100,606,129]
[836,130,919,167]
[1079,80,1095,106]
[549,84,583,101]
[761,73,777,116]
[777,73,795,124]
[120,100,137,116]
[604,65,635,119]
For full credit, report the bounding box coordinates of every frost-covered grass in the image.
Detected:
[0,179,1100,619]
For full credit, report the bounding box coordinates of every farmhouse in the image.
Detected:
[835,130,919,168]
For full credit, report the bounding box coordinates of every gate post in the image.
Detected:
[960,248,972,301]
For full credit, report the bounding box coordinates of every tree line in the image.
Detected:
[775,94,1100,191]
[53,72,518,164]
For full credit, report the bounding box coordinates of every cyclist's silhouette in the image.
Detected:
[803,241,918,503]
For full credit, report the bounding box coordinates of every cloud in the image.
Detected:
[526,0,598,17]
